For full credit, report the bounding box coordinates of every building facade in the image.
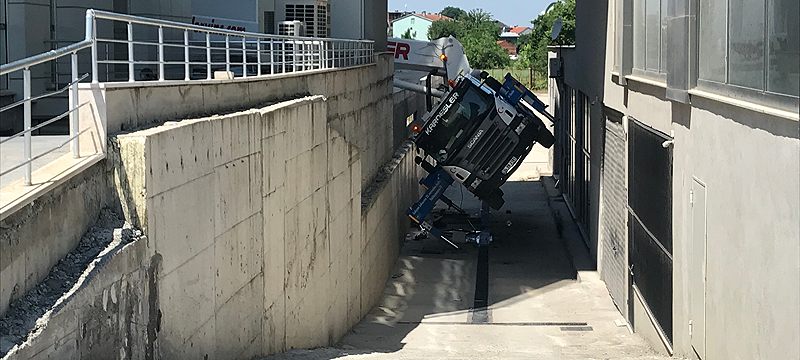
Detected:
[548,0,799,359]
[390,13,449,41]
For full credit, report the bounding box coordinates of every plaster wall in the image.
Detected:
[550,0,800,358]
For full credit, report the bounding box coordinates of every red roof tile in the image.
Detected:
[496,40,518,56]
[509,26,530,34]
[419,13,451,22]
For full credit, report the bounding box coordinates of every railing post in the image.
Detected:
[269,39,274,75]
[282,39,287,74]
[91,17,98,83]
[225,35,231,74]
[22,68,31,185]
[206,33,211,80]
[242,37,248,78]
[184,30,190,81]
[292,40,298,72]
[158,26,164,81]
[323,41,328,69]
[256,39,262,76]
[300,41,305,71]
[127,22,134,82]
[70,52,80,158]
[317,41,322,69]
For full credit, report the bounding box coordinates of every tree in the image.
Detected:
[428,19,464,40]
[440,6,467,20]
[401,28,416,39]
[427,8,509,69]
[462,9,495,30]
[463,34,510,69]
[515,0,576,73]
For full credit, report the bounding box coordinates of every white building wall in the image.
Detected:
[551,0,800,358]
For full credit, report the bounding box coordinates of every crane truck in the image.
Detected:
[389,36,556,246]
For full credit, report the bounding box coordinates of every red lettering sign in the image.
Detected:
[388,41,410,61]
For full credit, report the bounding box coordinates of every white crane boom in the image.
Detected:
[387,36,472,96]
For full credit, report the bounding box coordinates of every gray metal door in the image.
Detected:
[690,178,707,358]
[600,108,628,319]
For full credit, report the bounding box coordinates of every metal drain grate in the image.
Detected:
[559,326,594,332]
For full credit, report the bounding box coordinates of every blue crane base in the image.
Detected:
[407,165,493,248]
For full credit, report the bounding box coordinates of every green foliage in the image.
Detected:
[440,6,467,20]
[514,43,534,69]
[485,68,548,90]
[427,8,509,70]
[463,33,510,70]
[428,19,464,40]
[401,28,416,39]
[516,0,576,73]
[462,9,494,27]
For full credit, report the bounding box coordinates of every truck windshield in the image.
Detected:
[438,87,493,153]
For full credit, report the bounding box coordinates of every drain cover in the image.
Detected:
[559,326,594,332]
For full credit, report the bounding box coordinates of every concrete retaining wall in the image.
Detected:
[2,56,396,320]
[4,95,420,359]
[78,54,395,188]
[0,162,113,316]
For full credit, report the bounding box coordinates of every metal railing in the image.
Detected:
[0,41,92,185]
[89,10,374,82]
[0,9,374,188]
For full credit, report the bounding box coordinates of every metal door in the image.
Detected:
[627,119,673,344]
[690,178,707,358]
[600,108,628,319]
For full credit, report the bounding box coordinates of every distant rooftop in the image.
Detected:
[509,26,531,34]
[390,12,452,24]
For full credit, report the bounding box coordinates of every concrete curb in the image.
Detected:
[540,176,596,282]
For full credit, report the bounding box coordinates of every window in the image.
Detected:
[264,11,275,34]
[698,0,799,98]
[632,0,667,76]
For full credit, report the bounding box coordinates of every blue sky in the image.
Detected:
[388,0,553,27]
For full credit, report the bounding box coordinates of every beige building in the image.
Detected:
[548,0,799,358]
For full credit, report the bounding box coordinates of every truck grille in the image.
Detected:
[463,123,518,178]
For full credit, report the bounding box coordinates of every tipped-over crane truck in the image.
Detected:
[389,36,556,247]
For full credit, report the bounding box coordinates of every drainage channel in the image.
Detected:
[463,228,591,332]
[469,245,491,324]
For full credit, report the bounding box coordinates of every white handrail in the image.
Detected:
[1,9,375,188]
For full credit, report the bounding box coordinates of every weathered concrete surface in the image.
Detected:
[0,161,113,317]
[78,54,395,188]
[2,55,396,320]
[1,210,147,359]
[391,89,424,149]
[262,164,669,359]
[3,93,419,359]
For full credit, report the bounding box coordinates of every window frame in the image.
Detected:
[614,0,799,113]
[694,0,799,112]
[631,0,668,78]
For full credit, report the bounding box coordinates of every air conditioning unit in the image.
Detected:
[279,0,330,38]
[278,20,305,36]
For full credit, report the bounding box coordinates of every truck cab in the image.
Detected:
[412,72,555,209]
